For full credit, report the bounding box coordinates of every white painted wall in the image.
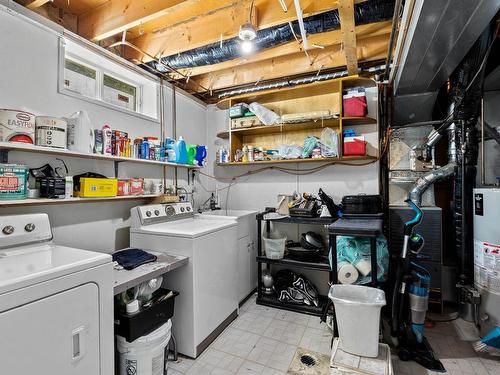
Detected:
[205,93,380,296]
[0,6,207,253]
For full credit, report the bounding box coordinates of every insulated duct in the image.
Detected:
[217,63,386,99]
[147,0,394,72]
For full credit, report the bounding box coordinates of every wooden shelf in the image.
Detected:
[217,76,375,110]
[0,194,160,207]
[217,155,376,166]
[216,131,229,139]
[0,142,199,169]
[230,118,340,136]
[342,116,377,126]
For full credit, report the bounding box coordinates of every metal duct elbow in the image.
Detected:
[408,163,456,206]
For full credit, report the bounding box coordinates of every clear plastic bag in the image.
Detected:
[302,136,318,158]
[278,144,303,159]
[319,127,339,157]
[246,102,281,125]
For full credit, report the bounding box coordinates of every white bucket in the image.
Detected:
[116,320,171,375]
[329,285,386,357]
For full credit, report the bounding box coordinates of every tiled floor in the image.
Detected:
[168,294,500,375]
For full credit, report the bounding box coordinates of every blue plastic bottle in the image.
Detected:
[174,136,188,164]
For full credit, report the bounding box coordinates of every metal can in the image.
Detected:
[35,116,67,148]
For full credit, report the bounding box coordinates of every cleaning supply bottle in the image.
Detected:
[174,136,188,164]
[102,125,112,155]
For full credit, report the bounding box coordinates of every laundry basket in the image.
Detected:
[263,230,286,259]
[329,285,386,357]
[116,320,172,375]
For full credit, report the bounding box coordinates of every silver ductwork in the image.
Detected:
[408,118,459,206]
[408,163,456,206]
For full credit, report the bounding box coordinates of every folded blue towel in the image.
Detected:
[113,248,157,270]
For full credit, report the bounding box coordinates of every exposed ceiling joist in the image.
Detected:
[26,0,51,9]
[78,0,188,41]
[171,21,391,79]
[187,33,389,93]
[124,0,367,63]
[338,0,358,75]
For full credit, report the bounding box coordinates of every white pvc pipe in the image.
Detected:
[293,0,309,50]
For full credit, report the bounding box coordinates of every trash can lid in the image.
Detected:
[328,284,386,306]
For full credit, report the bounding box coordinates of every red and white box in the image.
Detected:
[343,136,367,156]
[129,178,144,195]
[343,91,367,117]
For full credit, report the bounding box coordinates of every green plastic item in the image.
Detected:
[186,144,197,165]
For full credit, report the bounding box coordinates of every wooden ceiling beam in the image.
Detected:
[187,33,389,93]
[338,0,358,75]
[171,21,391,79]
[78,0,188,41]
[26,0,51,9]
[124,0,367,63]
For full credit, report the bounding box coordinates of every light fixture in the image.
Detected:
[239,22,257,55]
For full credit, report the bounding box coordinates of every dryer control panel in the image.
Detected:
[131,202,194,226]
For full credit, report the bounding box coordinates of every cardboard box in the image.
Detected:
[78,177,117,197]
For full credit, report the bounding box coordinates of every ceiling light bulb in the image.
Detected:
[241,39,254,54]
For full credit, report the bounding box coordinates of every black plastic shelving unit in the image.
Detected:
[255,211,335,317]
[258,294,330,316]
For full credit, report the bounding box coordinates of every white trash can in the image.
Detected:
[116,320,172,375]
[329,285,386,357]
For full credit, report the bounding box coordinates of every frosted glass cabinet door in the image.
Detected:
[0,283,100,375]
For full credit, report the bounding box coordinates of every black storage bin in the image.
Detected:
[341,194,382,214]
[115,288,179,342]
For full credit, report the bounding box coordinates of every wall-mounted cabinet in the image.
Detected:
[216,76,378,166]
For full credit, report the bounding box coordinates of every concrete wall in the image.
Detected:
[0,5,208,253]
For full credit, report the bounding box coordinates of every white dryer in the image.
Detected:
[0,213,113,375]
[130,202,238,358]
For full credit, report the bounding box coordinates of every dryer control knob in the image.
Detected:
[180,207,185,212]
[24,223,36,232]
[146,211,152,217]
[154,210,160,216]
[2,226,14,235]
[165,205,175,216]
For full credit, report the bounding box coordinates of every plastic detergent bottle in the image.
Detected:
[165,137,176,162]
[174,136,188,164]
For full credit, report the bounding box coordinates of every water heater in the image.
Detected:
[473,188,500,336]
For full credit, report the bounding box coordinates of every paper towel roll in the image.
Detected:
[337,261,359,284]
[353,259,371,277]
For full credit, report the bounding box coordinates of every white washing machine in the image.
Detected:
[130,202,238,358]
[0,213,113,375]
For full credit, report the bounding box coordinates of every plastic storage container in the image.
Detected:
[115,288,178,342]
[116,320,171,375]
[263,230,287,259]
[343,137,367,156]
[328,285,386,357]
[342,194,382,214]
[343,92,367,117]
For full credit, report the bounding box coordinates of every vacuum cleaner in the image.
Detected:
[391,199,445,372]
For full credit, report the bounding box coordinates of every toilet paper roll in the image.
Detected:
[337,261,359,284]
[353,258,371,277]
